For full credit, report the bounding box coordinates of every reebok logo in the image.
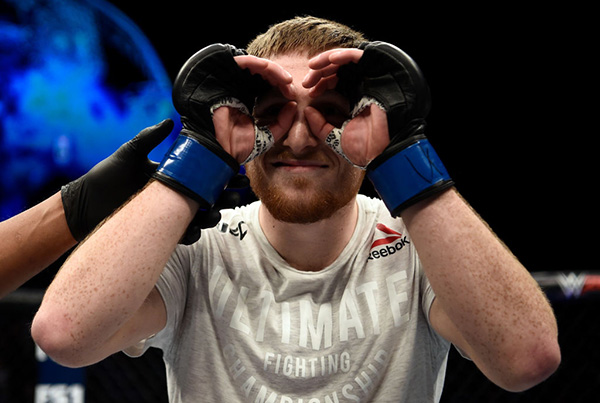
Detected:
[368,223,410,260]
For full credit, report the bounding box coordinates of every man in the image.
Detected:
[32,16,560,402]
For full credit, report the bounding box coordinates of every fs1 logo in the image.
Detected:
[368,223,410,260]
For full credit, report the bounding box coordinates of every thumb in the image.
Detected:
[304,106,333,142]
[130,119,175,157]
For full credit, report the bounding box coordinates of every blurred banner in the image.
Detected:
[35,344,85,403]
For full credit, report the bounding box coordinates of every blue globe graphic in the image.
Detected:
[0,0,179,219]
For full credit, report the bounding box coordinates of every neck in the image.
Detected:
[259,197,359,272]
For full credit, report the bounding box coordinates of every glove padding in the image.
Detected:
[153,43,272,207]
[334,41,454,216]
[62,119,242,244]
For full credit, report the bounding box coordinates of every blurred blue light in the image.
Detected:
[0,0,179,219]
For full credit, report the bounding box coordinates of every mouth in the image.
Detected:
[271,159,329,171]
[273,160,328,167]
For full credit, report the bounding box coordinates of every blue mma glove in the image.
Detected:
[334,41,455,216]
[153,43,271,207]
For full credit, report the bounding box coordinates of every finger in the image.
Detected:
[304,49,364,96]
[364,105,390,160]
[327,48,363,65]
[235,55,296,98]
[343,105,390,165]
[257,60,295,98]
[212,107,255,161]
[307,75,339,98]
[305,106,363,167]
[234,54,269,71]
[302,63,340,88]
[337,118,369,166]
[132,119,174,156]
[267,102,297,142]
[307,49,344,69]
[305,106,334,142]
[308,48,363,69]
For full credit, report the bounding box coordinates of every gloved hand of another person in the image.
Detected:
[62,120,174,241]
[62,119,245,244]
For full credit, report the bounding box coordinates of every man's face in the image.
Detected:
[245,53,365,224]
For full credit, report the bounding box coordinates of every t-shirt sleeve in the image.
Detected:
[418,260,437,326]
[418,259,471,360]
[123,244,192,357]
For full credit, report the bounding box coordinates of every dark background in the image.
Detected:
[1,0,593,275]
[1,1,597,402]
[113,2,593,275]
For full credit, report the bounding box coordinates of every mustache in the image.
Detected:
[267,145,333,164]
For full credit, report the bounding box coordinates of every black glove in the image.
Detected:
[62,120,174,241]
[336,41,454,216]
[153,43,270,207]
[61,119,247,244]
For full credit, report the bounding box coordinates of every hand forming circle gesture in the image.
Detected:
[212,55,297,164]
[303,49,390,168]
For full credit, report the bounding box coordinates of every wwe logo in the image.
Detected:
[557,272,587,299]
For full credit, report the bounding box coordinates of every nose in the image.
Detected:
[281,107,320,154]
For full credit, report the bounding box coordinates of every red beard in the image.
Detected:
[245,155,365,224]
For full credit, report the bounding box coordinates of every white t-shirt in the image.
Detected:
[131,195,451,402]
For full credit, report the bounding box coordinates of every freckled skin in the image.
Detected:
[32,182,192,366]
[31,50,559,392]
[403,189,559,390]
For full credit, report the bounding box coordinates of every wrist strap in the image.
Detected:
[156,134,237,205]
[367,138,453,215]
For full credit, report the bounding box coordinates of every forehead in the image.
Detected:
[269,53,311,80]
[261,53,349,107]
